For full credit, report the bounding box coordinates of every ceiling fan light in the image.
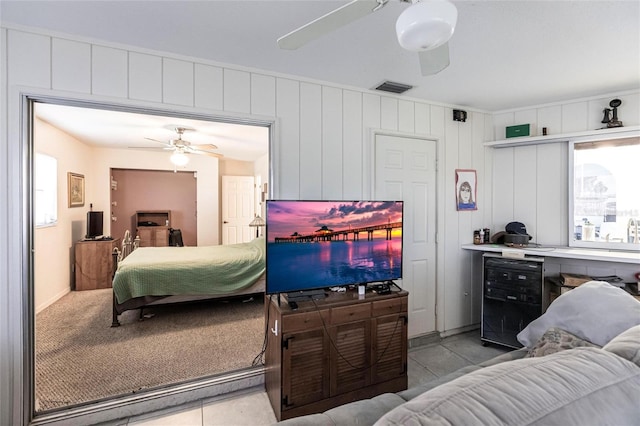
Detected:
[170,151,189,167]
[396,0,457,52]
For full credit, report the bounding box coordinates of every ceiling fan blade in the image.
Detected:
[188,145,221,154]
[277,0,382,50]
[191,143,219,150]
[190,149,224,159]
[144,137,171,146]
[128,146,172,151]
[418,43,450,76]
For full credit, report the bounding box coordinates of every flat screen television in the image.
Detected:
[266,200,403,295]
[86,211,104,240]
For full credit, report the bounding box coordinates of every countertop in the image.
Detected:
[461,243,640,265]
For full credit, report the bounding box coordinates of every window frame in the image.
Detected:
[568,136,640,252]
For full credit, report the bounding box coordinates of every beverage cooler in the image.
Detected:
[481,254,546,349]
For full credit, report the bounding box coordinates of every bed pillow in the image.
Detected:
[525,327,599,358]
[517,281,640,348]
[603,324,640,367]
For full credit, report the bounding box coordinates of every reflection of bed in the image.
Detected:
[111,237,265,326]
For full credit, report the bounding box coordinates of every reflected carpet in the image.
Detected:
[35,289,265,412]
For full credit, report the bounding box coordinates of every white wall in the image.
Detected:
[34,119,94,312]
[490,91,640,245]
[219,159,254,176]
[3,24,630,425]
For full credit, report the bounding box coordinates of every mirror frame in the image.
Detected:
[23,93,275,424]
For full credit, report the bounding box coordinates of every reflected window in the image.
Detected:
[570,137,639,250]
[35,153,57,227]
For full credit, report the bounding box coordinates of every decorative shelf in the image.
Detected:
[485,125,640,148]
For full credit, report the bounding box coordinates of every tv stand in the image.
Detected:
[265,286,409,420]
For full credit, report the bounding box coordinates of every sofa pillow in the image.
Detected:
[517,281,640,348]
[603,324,640,367]
[525,327,599,358]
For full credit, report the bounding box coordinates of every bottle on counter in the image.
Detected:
[473,230,482,244]
[483,228,490,243]
[479,229,485,244]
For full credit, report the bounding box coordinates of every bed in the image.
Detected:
[111,236,266,326]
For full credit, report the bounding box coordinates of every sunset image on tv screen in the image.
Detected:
[266,200,403,294]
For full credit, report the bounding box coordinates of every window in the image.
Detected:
[569,137,640,251]
[35,153,57,227]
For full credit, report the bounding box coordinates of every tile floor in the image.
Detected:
[123,330,510,426]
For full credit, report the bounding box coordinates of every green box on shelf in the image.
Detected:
[505,124,530,138]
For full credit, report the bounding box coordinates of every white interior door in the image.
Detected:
[222,175,255,244]
[375,134,437,337]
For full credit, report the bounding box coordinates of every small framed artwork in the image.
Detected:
[455,169,477,211]
[67,172,85,208]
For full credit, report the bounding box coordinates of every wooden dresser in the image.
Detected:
[265,287,408,421]
[136,210,171,247]
[74,238,119,290]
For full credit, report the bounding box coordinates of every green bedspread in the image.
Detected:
[113,237,265,304]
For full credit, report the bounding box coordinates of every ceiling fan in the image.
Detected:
[133,126,223,166]
[277,0,458,76]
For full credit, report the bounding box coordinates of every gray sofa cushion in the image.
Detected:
[477,347,527,367]
[375,347,640,426]
[323,393,406,425]
[397,365,480,401]
[276,413,333,426]
[277,393,406,426]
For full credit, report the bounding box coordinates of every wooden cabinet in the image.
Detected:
[136,226,169,247]
[74,238,119,290]
[265,288,408,421]
[135,210,171,247]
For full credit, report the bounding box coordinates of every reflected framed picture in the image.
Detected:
[455,169,477,211]
[67,172,85,208]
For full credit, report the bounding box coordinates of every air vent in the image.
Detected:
[373,81,413,94]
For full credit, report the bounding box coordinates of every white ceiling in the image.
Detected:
[2,1,639,156]
[35,103,270,162]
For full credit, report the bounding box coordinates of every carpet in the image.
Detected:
[35,289,265,412]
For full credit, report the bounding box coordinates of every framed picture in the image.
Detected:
[67,172,85,208]
[455,169,477,211]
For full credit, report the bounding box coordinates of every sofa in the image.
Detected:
[277,281,640,425]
